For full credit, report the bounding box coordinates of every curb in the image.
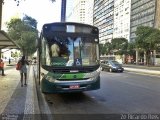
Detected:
[124,67,160,75]
[32,67,41,115]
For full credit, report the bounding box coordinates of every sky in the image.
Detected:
[2,0,61,31]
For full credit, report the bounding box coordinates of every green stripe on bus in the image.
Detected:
[47,72,85,79]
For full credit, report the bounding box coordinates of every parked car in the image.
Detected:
[100,60,124,72]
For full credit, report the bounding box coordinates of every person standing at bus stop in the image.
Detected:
[0,59,5,76]
[19,56,29,87]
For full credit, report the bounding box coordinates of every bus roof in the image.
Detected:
[42,22,98,35]
[42,22,98,30]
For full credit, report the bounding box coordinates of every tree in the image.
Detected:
[99,44,105,55]
[6,15,38,56]
[104,42,112,55]
[99,42,112,55]
[127,42,136,55]
[111,38,128,55]
[135,26,153,50]
[23,15,37,29]
[135,26,160,65]
[99,38,128,56]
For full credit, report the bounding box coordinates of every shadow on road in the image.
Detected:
[44,92,96,104]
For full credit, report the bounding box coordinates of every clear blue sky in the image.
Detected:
[2,0,61,31]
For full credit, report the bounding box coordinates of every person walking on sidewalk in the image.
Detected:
[0,59,5,76]
[18,56,29,87]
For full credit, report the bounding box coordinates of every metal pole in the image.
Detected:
[0,0,3,58]
[61,0,66,22]
[0,0,3,30]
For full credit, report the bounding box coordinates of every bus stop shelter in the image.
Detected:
[0,30,19,49]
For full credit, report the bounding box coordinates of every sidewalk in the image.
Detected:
[123,64,160,75]
[0,64,40,119]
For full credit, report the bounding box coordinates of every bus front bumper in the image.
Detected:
[41,76,100,93]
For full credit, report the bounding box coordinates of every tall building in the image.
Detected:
[66,0,94,25]
[113,0,131,41]
[154,0,160,29]
[130,0,157,42]
[85,0,94,25]
[93,0,114,44]
[66,0,73,22]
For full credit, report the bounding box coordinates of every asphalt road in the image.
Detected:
[41,71,160,120]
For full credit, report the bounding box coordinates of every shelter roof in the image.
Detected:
[0,30,19,49]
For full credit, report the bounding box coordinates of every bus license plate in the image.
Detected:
[69,85,80,89]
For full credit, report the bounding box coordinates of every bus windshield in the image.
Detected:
[43,35,99,67]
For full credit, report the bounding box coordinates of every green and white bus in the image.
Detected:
[37,22,101,93]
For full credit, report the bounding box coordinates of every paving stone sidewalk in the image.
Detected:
[0,65,40,120]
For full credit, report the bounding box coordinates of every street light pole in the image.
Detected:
[0,0,3,58]
[0,0,3,30]
[50,0,66,22]
[61,0,66,22]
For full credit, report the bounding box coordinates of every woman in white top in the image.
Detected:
[19,56,29,87]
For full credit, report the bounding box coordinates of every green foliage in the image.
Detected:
[12,51,19,58]
[99,38,128,55]
[105,42,112,54]
[135,26,153,50]
[23,15,37,29]
[6,15,38,56]
[99,44,105,55]
[111,38,128,55]
[135,26,160,65]
[127,42,136,55]
[99,42,112,55]
[135,26,160,51]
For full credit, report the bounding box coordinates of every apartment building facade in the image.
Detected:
[93,0,114,44]
[154,0,160,29]
[66,0,94,25]
[67,0,160,44]
[130,0,160,65]
[130,0,157,42]
[113,0,131,41]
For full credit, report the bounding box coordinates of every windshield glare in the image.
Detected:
[46,36,98,67]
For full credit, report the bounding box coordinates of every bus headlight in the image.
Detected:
[90,76,98,81]
[45,75,56,83]
[85,71,100,79]
[85,73,93,78]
